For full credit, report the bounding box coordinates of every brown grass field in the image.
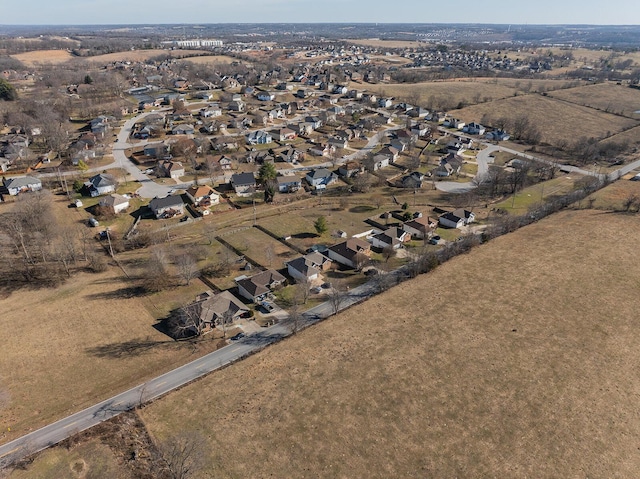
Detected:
[10,50,74,65]
[449,94,639,146]
[137,207,640,478]
[0,265,226,447]
[348,39,425,49]
[181,55,238,65]
[547,82,640,118]
[354,78,580,106]
[83,49,206,63]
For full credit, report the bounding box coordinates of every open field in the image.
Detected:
[347,39,424,49]
[588,177,640,210]
[354,78,580,107]
[10,49,74,65]
[83,49,206,63]
[547,82,640,118]
[139,207,640,478]
[492,175,578,214]
[0,264,228,447]
[180,54,238,65]
[223,226,297,269]
[449,94,640,146]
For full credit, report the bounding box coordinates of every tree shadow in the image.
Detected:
[350,205,375,213]
[85,285,147,300]
[292,232,317,239]
[86,337,177,358]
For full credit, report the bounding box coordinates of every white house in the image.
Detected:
[2,175,42,196]
[246,130,273,145]
[149,195,185,219]
[276,175,302,193]
[257,91,276,101]
[371,227,410,250]
[99,193,129,214]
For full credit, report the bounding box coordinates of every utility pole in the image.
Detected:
[106,228,115,258]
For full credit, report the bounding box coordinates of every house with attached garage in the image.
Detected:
[257,91,276,102]
[463,122,486,135]
[230,172,257,196]
[186,185,220,207]
[235,269,286,303]
[157,160,185,179]
[277,175,302,193]
[438,209,475,229]
[148,195,185,219]
[184,290,249,334]
[86,173,117,197]
[371,227,411,250]
[99,193,129,214]
[327,237,371,269]
[246,130,273,145]
[305,168,337,189]
[286,252,331,283]
[403,215,438,239]
[1,175,42,196]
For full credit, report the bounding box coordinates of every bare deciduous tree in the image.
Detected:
[175,252,198,286]
[157,432,206,479]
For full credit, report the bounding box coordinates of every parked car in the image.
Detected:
[230,332,245,341]
[261,301,275,313]
[429,235,441,245]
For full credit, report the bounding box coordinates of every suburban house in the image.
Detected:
[172,124,195,135]
[434,153,463,177]
[144,142,171,160]
[1,175,42,196]
[148,195,185,219]
[157,160,185,179]
[401,171,426,189]
[286,252,331,283]
[186,290,249,333]
[236,269,286,303]
[308,143,335,157]
[211,136,239,151]
[306,168,337,189]
[246,130,273,145]
[99,193,129,214]
[338,161,364,179]
[305,116,323,129]
[209,155,233,170]
[186,185,220,207]
[273,127,296,141]
[438,209,475,229]
[463,122,486,135]
[228,100,245,112]
[369,154,391,171]
[486,129,511,141]
[328,136,348,149]
[378,146,399,162]
[371,227,411,250]
[403,215,438,239]
[443,117,466,130]
[86,173,116,197]
[327,238,371,269]
[278,147,304,163]
[277,175,302,193]
[230,172,256,196]
[257,91,276,101]
[199,105,223,118]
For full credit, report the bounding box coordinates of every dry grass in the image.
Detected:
[10,50,73,65]
[7,439,131,479]
[181,55,238,65]
[83,49,205,63]
[450,94,639,146]
[140,208,640,478]
[547,82,640,118]
[588,178,640,210]
[223,226,298,269]
[0,265,226,447]
[348,39,424,48]
[354,78,577,107]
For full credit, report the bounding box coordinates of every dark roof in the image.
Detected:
[149,195,184,210]
[286,256,320,278]
[231,172,256,186]
[328,237,370,261]
[307,168,333,179]
[89,173,116,188]
[236,269,286,297]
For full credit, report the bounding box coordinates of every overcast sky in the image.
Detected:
[2,0,639,25]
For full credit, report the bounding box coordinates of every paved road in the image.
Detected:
[0,278,378,467]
